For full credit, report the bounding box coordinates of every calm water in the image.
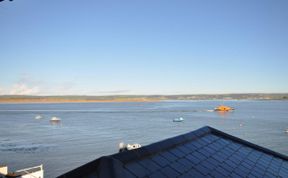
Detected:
[0,100,288,177]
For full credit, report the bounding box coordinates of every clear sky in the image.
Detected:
[0,0,288,95]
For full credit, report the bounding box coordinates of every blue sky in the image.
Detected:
[0,0,288,95]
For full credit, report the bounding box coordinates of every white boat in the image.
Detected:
[0,164,43,178]
[35,115,43,119]
[173,117,184,122]
[126,143,141,150]
[50,117,61,122]
[119,142,141,152]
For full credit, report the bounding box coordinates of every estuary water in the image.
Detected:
[0,100,288,177]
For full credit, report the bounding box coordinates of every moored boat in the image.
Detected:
[214,105,234,112]
[173,117,184,122]
[50,116,61,122]
[35,115,43,119]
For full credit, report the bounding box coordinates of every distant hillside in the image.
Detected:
[0,93,287,103]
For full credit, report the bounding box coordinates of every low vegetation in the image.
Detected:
[0,93,287,103]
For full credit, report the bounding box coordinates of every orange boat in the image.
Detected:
[214,105,234,112]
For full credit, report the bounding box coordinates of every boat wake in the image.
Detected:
[0,142,54,153]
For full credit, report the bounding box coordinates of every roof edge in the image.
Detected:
[112,126,212,163]
[57,156,125,178]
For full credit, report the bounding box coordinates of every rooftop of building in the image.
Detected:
[58,126,288,178]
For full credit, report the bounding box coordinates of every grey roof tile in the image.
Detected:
[266,166,276,174]
[186,153,201,165]
[279,168,288,177]
[187,169,206,178]
[200,136,214,144]
[272,157,283,166]
[263,172,277,178]
[212,153,226,163]
[206,157,220,168]
[195,164,212,175]
[161,166,180,178]
[233,165,250,177]
[213,166,231,177]
[227,142,241,151]
[210,142,225,152]
[224,145,237,152]
[182,142,198,151]
[246,174,259,178]
[250,168,265,177]
[253,164,266,172]
[203,146,217,155]
[209,169,226,178]
[124,162,148,177]
[268,163,279,171]
[230,172,243,178]
[218,138,230,146]
[221,162,235,172]
[187,141,202,150]
[178,172,194,178]
[229,154,244,163]
[191,151,207,162]
[202,160,217,172]
[177,144,192,155]
[159,151,178,162]
[168,161,187,174]
[120,169,136,178]
[138,157,161,174]
[177,157,194,170]
[281,162,288,170]
[240,159,255,169]
[151,154,170,167]
[148,171,166,178]
[169,147,186,158]
[208,134,220,141]
[198,147,214,157]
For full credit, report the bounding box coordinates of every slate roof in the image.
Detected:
[58,126,288,178]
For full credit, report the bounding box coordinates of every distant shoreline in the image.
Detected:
[0,98,160,103]
[0,93,287,103]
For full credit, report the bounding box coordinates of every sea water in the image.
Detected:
[0,100,288,177]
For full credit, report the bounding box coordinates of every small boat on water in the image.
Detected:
[0,164,43,178]
[35,115,43,119]
[214,105,234,112]
[50,116,61,123]
[173,117,184,122]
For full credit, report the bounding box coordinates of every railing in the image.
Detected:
[14,165,43,178]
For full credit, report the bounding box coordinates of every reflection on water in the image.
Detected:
[215,110,232,117]
[49,121,62,126]
[0,142,54,153]
[49,116,62,126]
[0,101,288,177]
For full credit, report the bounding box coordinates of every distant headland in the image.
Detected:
[0,93,287,103]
